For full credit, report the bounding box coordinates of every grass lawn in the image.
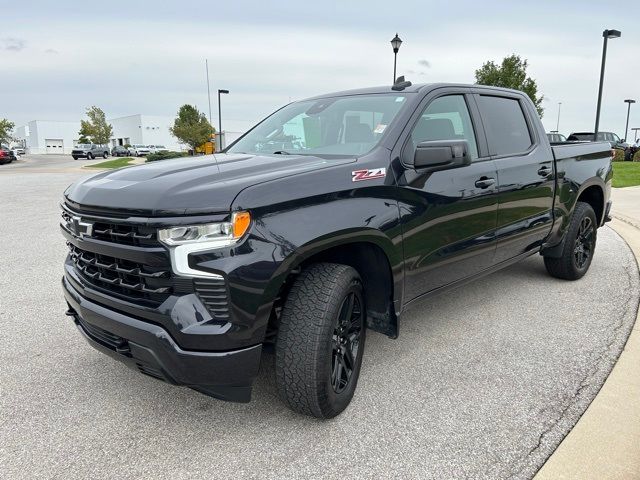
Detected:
[612,162,640,188]
[85,157,136,169]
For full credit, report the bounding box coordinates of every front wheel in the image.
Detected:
[103,152,108,159]
[87,152,94,160]
[544,201,597,280]
[275,263,366,418]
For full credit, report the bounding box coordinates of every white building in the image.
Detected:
[14,120,81,155]
[14,115,186,154]
[109,114,183,151]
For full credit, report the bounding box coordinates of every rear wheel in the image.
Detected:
[72,156,78,160]
[275,263,366,418]
[544,201,597,280]
[103,152,108,159]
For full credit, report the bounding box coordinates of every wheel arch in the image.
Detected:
[267,230,401,339]
[576,183,605,226]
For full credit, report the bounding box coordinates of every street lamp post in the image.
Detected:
[556,102,562,132]
[624,99,635,141]
[594,29,621,140]
[206,59,212,126]
[217,89,229,151]
[390,33,402,84]
[632,127,640,142]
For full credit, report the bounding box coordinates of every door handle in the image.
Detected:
[475,177,495,189]
[538,166,552,177]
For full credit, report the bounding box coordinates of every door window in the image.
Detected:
[477,95,533,156]
[405,95,479,162]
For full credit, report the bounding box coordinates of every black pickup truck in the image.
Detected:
[61,82,612,418]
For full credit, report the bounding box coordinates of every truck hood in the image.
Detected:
[65,153,355,215]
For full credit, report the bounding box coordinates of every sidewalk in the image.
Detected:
[535,188,640,479]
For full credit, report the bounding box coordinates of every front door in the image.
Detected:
[396,93,499,301]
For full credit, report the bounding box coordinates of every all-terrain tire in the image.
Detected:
[275,263,366,418]
[544,201,598,280]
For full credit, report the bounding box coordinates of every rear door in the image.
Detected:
[474,92,555,264]
[395,89,499,300]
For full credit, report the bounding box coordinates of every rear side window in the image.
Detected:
[477,96,533,156]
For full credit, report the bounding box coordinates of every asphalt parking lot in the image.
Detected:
[1,162,638,480]
[0,154,101,172]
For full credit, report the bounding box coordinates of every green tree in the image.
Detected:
[77,122,92,144]
[79,106,113,144]
[0,118,15,147]
[474,54,544,117]
[170,105,214,153]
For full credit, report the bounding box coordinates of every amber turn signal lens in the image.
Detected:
[232,211,251,238]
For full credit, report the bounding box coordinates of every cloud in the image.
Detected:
[45,48,59,54]
[2,37,26,51]
[417,59,431,68]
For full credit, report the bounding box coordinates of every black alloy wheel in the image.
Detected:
[331,291,364,394]
[275,263,367,418]
[544,201,598,280]
[574,216,595,269]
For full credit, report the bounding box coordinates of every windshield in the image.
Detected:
[228,94,409,157]
[76,144,91,148]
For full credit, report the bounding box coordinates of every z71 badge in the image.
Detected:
[351,168,386,182]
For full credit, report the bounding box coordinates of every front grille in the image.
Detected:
[68,243,173,304]
[91,222,158,246]
[63,203,175,304]
[194,278,230,320]
[61,209,158,247]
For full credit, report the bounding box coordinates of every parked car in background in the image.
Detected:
[624,138,640,161]
[111,145,130,157]
[567,131,625,149]
[12,147,25,156]
[0,147,17,164]
[546,133,567,143]
[148,145,169,154]
[71,144,109,160]
[130,144,150,156]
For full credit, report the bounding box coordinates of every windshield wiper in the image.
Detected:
[272,150,292,155]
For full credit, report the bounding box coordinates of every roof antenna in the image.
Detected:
[392,75,412,91]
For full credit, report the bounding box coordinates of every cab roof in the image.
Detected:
[303,83,527,101]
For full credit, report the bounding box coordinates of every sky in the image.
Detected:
[1,0,638,138]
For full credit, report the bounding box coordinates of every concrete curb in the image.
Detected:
[534,218,640,479]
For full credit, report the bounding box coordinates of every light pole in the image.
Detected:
[632,127,640,141]
[205,59,212,126]
[556,102,562,133]
[594,29,621,140]
[217,89,229,151]
[624,99,635,141]
[390,33,402,84]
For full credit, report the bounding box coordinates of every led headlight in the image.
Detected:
[158,211,251,278]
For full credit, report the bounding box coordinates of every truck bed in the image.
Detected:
[551,141,612,161]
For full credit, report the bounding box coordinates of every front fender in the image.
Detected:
[189,190,404,348]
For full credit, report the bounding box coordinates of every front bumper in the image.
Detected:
[63,276,262,402]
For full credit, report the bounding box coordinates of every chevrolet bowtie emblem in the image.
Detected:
[70,215,93,238]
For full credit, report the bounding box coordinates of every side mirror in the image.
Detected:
[413,140,471,171]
